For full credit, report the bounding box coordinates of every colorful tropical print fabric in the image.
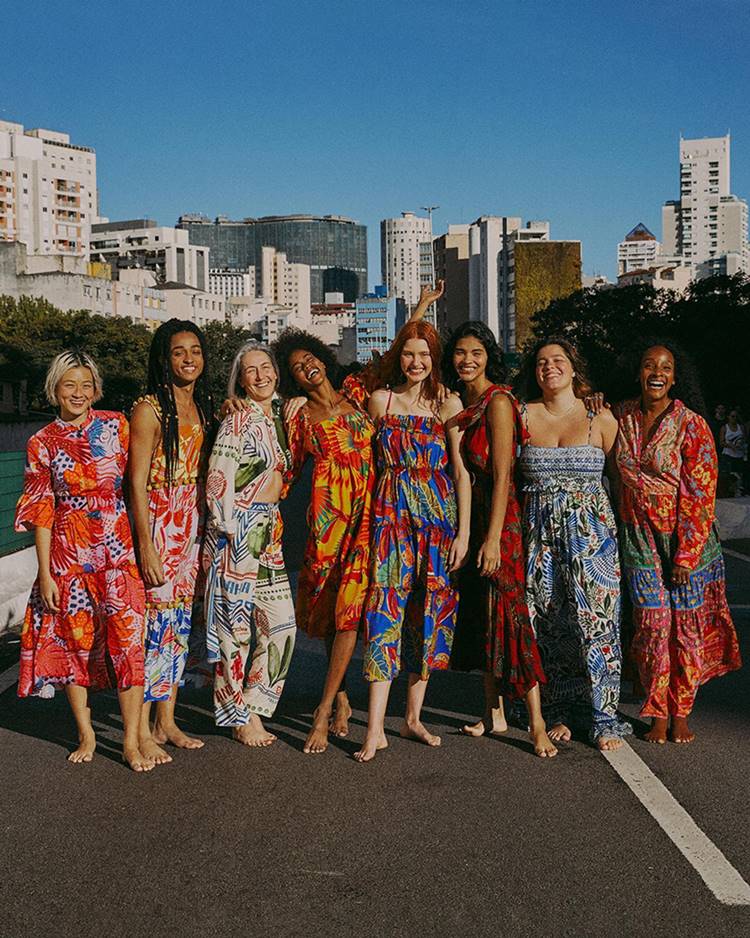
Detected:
[614,399,741,717]
[363,414,458,682]
[137,395,206,702]
[15,411,145,696]
[286,404,374,639]
[204,400,296,722]
[519,442,631,741]
[452,386,546,699]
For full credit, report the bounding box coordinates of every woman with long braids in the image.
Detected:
[442,323,556,757]
[129,319,214,764]
[610,340,741,744]
[355,320,471,763]
[272,328,375,754]
[515,337,631,750]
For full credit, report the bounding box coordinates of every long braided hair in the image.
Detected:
[146,319,214,483]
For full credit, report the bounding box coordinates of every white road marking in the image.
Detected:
[603,742,750,906]
[730,604,750,611]
[0,662,19,695]
[723,547,750,563]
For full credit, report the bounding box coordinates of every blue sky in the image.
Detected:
[5,0,750,284]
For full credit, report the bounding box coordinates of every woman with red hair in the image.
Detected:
[355,320,471,762]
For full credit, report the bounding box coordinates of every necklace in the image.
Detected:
[543,399,579,418]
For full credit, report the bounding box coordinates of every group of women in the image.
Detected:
[15,283,742,770]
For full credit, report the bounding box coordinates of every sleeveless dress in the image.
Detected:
[452,385,546,699]
[136,395,206,702]
[286,397,375,639]
[519,428,631,742]
[363,406,458,682]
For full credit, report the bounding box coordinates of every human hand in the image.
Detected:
[477,538,501,577]
[672,563,691,587]
[220,397,250,418]
[283,396,307,422]
[584,392,610,415]
[418,280,445,307]
[448,534,469,572]
[139,543,166,588]
[38,573,60,613]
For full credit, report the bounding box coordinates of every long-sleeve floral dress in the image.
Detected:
[15,411,145,697]
[614,398,741,718]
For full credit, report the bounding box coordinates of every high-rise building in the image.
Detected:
[0,120,97,260]
[662,134,749,274]
[209,266,255,298]
[90,219,209,289]
[259,246,311,319]
[355,286,398,364]
[380,212,432,310]
[433,224,470,332]
[177,213,367,303]
[468,216,521,339]
[617,223,660,274]
[498,222,581,351]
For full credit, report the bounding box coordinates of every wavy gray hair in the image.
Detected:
[226,340,280,399]
[44,349,103,406]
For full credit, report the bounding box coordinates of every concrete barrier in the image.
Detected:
[715,496,750,541]
[0,545,35,635]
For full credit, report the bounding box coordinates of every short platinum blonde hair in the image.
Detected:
[227,340,279,398]
[45,350,104,406]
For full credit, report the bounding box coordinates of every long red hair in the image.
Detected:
[377,320,443,401]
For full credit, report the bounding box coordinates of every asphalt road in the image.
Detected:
[0,548,748,937]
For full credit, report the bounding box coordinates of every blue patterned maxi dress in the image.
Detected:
[519,444,631,742]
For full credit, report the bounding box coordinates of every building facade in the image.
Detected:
[0,121,97,260]
[468,216,522,340]
[433,224,470,333]
[355,286,398,364]
[177,213,367,303]
[380,212,432,310]
[617,223,660,274]
[208,266,255,298]
[90,219,209,290]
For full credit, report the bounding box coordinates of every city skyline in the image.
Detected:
[5,1,749,288]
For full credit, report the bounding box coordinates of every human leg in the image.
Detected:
[462,671,508,737]
[400,672,441,746]
[64,684,96,763]
[525,683,557,757]
[354,680,391,762]
[304,629,357,754]
[118,686,153,771]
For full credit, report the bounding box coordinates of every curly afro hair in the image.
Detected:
[441,320,507,391]
[271,328,341,399]
[613,336,708,418]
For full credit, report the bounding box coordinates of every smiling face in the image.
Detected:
[453,335,488,384]
[56,366,96,422]
[288,348,326,393]
[640,345,675,405]
[535,344,574,394]
[239,349,277,403]
[169,331,204,386]
[400,337,433,383]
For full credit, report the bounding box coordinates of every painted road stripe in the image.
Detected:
[603,742,750,906]
[723,547,750,563]
[0,662,19,695]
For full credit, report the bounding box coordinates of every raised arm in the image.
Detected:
[442,393,471,571]
[128,400,165,587]
[408,280,445,323]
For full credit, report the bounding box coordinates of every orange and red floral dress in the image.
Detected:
[15,411,145,697]
[452,385,546,699]
[285,377,375,639]
[614,398,741,718]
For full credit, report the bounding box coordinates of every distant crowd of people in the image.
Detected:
[13,282,742,771]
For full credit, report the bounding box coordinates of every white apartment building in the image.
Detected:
[618,263,694,293]
[617,223,660,274]
[662,134,749,273]
[259,246,311,319]
[209,266,255,298]
[90,219,210,290]
[0,120,97,259]
[468,216,521,339]
[380,211,432,309]
[311,292,356,345]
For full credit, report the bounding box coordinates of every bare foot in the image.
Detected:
[461,708,508,737]
[400,719,441,747]
[669,716,695,744]
[644,717,668,744]
[597,736,624,752]
[548,723,572,742]
[123,743,154,772]
[139,735,173,765]
[329,696,353,738]
[153,722,204,750]
[232,714,276,748]
[304,708,330,754]
[354,732,388,763]
[68,731,96,764]
[530,724,558,758]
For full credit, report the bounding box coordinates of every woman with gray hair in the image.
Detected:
[203,341,297,746]
[14,350,151,771]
